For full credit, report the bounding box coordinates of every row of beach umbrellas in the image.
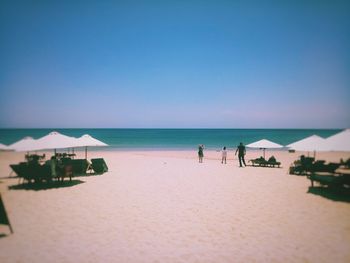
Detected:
[0,131,108,159]
[246,129,350,158]
[1,129,349,155]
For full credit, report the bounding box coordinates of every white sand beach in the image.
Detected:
[0,150,350,263]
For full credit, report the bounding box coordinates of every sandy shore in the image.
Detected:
[0,150,350,263]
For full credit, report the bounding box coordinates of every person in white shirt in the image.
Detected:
[221,146,227,164]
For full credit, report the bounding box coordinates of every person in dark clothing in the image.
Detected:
[198,144,204,163]
[235,142,246,167]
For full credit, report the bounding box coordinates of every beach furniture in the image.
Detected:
[246,139,284,160]
[249,156,281,168]
[249,157,268,167]
[289,156,315,175]
[28,162,52,184]
[10,162,27,178]
[11,162,55,184]
[71,159,91,175]
[308,161,347,190]
[308,160,340,174]
[266,156,281,167]
[308,172,343,188]
[308,167,348,189]
[10,162,36,184]
[91,158,108,174]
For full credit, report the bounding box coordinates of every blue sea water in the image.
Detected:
[0,129,342,151]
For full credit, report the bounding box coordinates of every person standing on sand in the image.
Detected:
[221,146,227,164]
[235,142,246,167]
[198,144,204,163]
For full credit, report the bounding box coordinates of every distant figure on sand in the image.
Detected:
[235,142,246,167]
[221,146,227,164]
[198,144,204,163]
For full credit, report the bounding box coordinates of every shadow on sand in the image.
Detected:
[308,187,350,203]
[8,180,85,191]
[0,233,9,239]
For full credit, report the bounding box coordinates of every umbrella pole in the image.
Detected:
[263,148,266,159]
[85,146,87,160]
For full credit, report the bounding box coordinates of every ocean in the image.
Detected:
[0,128,342,151]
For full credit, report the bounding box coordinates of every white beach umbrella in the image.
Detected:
[15,131,78,152]
[9,137,37,152]
[76,134,108,147]
[246,139,284,159]
[0,143,11,151]
[286,135,326,152]
[318,129,350,152]
[75,134,108,159]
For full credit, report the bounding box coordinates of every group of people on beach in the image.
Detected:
[198,143,247,167]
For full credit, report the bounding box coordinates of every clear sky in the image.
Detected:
[0,0,349,128]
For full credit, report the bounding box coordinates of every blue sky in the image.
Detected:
[0,1,349,128]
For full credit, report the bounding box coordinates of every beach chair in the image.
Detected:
[289,156,315,175]
[267,156,281,168]
[27,162,48,184]
[10,162,27,180]
[10,162,36,184]
[308,172,344,189]
[309,161,340,174]
[249,157,268,167]
[91,158,108,174]
[326,162,341,173]
[310,160,326,172]
[71,159,90,175]
[37,164,53,183]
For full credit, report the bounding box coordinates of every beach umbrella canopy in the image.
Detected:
[75,134,108,147]
[75,134,108,159]
[0,143,11,151]
[286,135,326,152]
[246,139,283,159]
[14,131,78,152]
[318,129,350,152]
[9,137,36,152]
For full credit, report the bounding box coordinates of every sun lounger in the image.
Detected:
[326,162,341,173]
[308,164,349,189]
[308,172,344,189]
[266,156,281,167]
[249,156,281,168]
[91,158,108,174]
[249,157,268,167]
[289,156,315,175]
